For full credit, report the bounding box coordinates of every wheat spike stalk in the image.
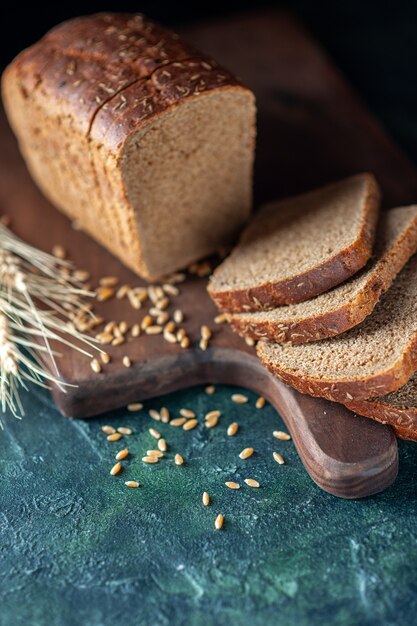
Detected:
[0,222,100,422]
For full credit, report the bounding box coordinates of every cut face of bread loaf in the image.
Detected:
[344,373,417,442]
[208,173,380,313]
[228,206,417,343]
[257,253,417,402]
[1,13,256,280]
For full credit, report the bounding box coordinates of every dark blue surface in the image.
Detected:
[0,384,417,626]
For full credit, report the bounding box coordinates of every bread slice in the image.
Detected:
[344,373,417,442]
[257,253,417,402]
[208,174,380,313]
[228,206,417,343]
[2,13,256,280]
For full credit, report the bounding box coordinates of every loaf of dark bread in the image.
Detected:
[2,13,256,280]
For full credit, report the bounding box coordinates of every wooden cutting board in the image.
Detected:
[1,10,413,498]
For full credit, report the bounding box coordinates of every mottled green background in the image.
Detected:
[1,383,417,626]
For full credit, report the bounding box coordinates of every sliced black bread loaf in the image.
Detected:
[257,253,417,402]
[208,173,380,313]
[228,205,417,343]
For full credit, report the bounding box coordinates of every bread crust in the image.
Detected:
[228,206,417,343]
[256,333,417,403]
[208,173,380,313]
[344,397,417,442]
[1,13,255,280]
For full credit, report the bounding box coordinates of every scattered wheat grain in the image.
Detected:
[149,428,161,439]
[232,394,248,404]
[100,352,111,364]
[90,358,102,373]
[149,409,161,421]
[244,478,260,488]
[215,514,224,530]
[52,244,66,259]
[256,396,266,409]
[125,481,140,488]
[107,432,122,442]
[100,276,118,287]
[183,419,197,431]
[170,417,186,427]
[147,449,163,458]
[158,438,167,452]
[131,324,141,337]
[102,425,116,435]
[117,426,132,435]
[127,402,143,411]
[145,325,163,335]
[273,451,285,465]
[273,431,291,441]
[110,462,122,476]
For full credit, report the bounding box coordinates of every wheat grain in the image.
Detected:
[173,309,184,323]
[117,427,132,435]
[205,410,221,420]
[239,447,254,459]
[115,449,129,460]
[170,417,186,427]
[202,492,210,506]
[158,438,167,452]
[227,422,239,436]
[107,433,122,442]
[110,462,122,476]
[147,450,164,458]
[142,456,159,464]
[125,481,140,488]
[127,402,143,411]
[244,479,260,488]
[273,452,285,465]
[90,358,102,373]
[100,352,111,364]
[160,407,170,423]
[183,419,197,431]
[273,431,291,441]
[131,324,141,337]
[215,514,224,530]
[102,425,116,435]
[256,396,266,409]
[52,244,66,259]
[232,394,248,404]
[225,481,240,490]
